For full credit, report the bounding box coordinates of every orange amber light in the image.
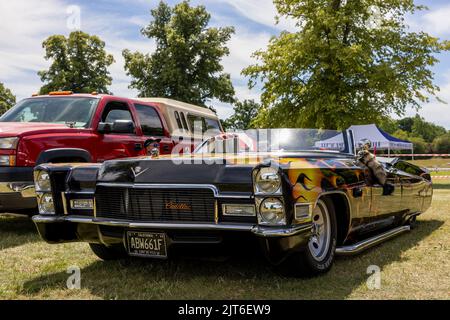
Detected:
[48,91,73,96]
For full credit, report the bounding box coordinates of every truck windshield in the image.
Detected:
[0,97,99,128]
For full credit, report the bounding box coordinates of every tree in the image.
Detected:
[38,31,114,94]
[123,0,235,107]
[393,128,429,154]
[432,133,450,154]
[411,114,446,143]
[222,100,261,130]
[243,0,450,129]
[0,82,16,115]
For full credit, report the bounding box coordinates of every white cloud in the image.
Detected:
[407,4,450,37]
[394,70,450,129]
[0,0,69,97]
[420,5,450,36]
[213,0,297,32]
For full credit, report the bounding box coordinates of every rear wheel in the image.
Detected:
[89,243,128,261]
[278,197,337,277]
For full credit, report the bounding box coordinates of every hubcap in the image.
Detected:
[308,200,331,262]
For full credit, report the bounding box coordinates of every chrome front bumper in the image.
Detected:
[0,182,36,212]
[0,182,36,198]
[32,215,312,238]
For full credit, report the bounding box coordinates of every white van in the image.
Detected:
[136,98,222,140]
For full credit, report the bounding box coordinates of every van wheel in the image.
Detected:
[89,243,128,260]
[277,197,337,277]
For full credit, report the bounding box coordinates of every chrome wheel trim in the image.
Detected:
[308,200,331,262]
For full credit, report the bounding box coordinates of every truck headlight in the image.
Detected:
[254,167,281,194]
[34,170,51,192]
[0,155,15,166]
[37,192,55,214]
[259,198,286,225]
[0,137,18,149]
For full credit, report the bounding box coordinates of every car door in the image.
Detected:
[133,103,173,155]
[95,99,145,162]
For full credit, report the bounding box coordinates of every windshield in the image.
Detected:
[195,129,349,154]
[0,97,99,128]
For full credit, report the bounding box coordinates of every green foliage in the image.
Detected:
[222,100,261,130]
[0,82,16,115]
[392,128,430,154]
[410,114,446,143]
[432,133,450,154]
[123,0,235,107]
[243,0,450,129]
[38,31,114,94]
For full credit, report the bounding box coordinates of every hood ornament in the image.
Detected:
[144,138,162,158]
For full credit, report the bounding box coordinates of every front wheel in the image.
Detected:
[277,197,337,277]
[89,243,128,261]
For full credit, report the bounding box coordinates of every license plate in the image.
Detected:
[126,231,167,258]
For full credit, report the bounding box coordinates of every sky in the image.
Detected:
[0,0,450,128]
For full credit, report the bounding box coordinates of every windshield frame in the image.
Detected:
[194,129,354,156]
[0,96,100,128]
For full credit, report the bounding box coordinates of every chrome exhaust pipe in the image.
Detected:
[335,225,411,256]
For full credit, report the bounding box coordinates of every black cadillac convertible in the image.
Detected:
[32,129,432,276]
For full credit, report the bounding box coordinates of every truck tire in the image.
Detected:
[89,243,128,261]
[277,197,337,277]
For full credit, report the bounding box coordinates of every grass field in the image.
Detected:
[0,182,449,300]
[411,158,450,168]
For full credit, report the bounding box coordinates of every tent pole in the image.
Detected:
[388,146,390,158]
[412,145,414,161]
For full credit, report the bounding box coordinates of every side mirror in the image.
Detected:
[98,120,135,134]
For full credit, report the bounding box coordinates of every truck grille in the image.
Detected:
[95,185,216,223]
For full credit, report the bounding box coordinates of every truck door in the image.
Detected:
[134,103,173,155]
[95,100,144,162]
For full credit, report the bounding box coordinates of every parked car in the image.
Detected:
[31,129,432,276]
[0,91,220,214]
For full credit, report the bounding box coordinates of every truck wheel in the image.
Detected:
[278,197,337,277]
[89,243,128,261]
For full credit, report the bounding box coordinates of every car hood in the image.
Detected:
[97,152,357,188]
[0,122,81,137]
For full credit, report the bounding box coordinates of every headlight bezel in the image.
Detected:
[34,170,52,192]
[0,137,19,149]
[253,166,282,195]
[37,192,55,215]
[34,169,56,215]
[258,197,286,226]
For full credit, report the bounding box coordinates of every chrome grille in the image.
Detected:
[95,185,216,223]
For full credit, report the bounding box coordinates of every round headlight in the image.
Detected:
[35,171,51,192]
[38,192,55,214]
[255,167,281,194]
[259,197,285,225]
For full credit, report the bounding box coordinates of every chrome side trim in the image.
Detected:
[61,192,68,215]
[32,215,254,232]
[96,183,252,199]
[251,223,312,238]
[335,225,410,256]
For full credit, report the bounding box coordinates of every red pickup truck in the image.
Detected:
[0,92,222,214]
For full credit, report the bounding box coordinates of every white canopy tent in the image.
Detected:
[315,124,414,157]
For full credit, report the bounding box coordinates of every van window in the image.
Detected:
[135,104,164,136]
[180,112,189,131]
[174,111,183,129]
[187,114,205,133]
[205,118,221,133]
